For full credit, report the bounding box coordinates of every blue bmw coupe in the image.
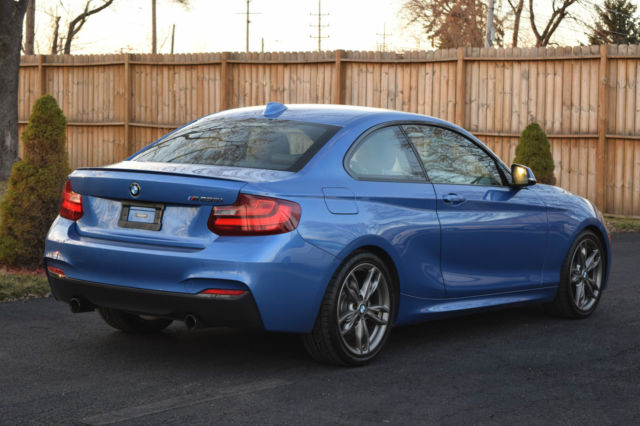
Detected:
[45,103,611,365]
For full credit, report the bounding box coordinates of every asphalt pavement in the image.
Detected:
[1,232,639,425]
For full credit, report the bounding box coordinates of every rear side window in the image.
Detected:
[346,126,425,181]
[133,118,341,172]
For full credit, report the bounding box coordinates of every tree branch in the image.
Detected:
[63,0,114,54]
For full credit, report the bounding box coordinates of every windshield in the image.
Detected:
[132,118,341,172]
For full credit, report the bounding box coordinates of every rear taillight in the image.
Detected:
[47,266,65,277]
[60,180,83,221]
[208,194,301,236]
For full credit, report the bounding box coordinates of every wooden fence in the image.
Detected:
[17,46,640,216]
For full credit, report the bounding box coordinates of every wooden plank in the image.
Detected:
[455,47,466,127]
[333,50,344,105]
[220,52,229,110]
[595,45,608,210]
[124,54,131,156]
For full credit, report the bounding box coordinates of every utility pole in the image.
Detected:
[151,0,157,53]
[170,24,175,54]
[237,0,259,52]
[310,0,329,51]
[376,23,392,52]
[485,0,495,48]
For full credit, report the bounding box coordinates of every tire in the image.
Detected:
[302,251,396,366]
[546,230,605,318]
[98,308,173,333]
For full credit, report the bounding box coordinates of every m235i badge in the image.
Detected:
[188,195,224,203]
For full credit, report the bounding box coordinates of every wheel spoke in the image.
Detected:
[583,279,594,298]
[359,267,376,301]
[361,319,371,353]
[368,305,390,315]
[355,319,364,354]
[345,273,361,303]
[571,271,581,283]
[579,246,588,266]
[574,282,585,307]
[363,271,380,303]
[365,310,388,325]
[586,251,601,272]
[339,306,359,335]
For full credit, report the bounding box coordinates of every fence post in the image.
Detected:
[455,47,465,127]
[124,53,131,157]
[596,44,608,212]
[37,54,46,97]
[333,50,345,105]
[220,52,229,110]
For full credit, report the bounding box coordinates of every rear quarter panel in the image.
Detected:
[243,116,446,300]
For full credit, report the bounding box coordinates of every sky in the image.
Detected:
[28,0,601,55]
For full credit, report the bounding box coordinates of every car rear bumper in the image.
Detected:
[44,217,339,333]
[47,273,263,329]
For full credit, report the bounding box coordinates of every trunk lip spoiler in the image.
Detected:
[74,163,296,184]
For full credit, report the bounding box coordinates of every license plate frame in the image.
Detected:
[118,201,165,231]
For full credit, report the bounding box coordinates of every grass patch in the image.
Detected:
[606,215,640,233]
[0,268,50,302]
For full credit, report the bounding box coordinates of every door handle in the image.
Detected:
[442,193,466,205]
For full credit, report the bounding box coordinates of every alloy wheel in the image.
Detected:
[569,238,603,312]
[336,262,391,356]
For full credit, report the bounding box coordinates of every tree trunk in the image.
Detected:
[25,0,35,55]
[511,0,523,47]
[0,0,29,180]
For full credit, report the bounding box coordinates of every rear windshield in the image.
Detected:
[132,118,341,172]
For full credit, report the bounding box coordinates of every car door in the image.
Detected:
[402,124,548,298]
[343,125,445,299]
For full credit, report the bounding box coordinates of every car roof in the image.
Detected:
[207,103,457,129]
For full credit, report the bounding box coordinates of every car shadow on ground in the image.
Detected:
[89,303,556,370]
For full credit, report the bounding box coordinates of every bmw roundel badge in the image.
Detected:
[129,182,141,197]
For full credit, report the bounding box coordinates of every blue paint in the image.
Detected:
[45,104,611,333]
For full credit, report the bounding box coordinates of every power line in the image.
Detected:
[310,0,329,51]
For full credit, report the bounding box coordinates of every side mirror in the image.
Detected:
[511,163,536,187]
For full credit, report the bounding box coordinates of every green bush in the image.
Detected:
[513,122,556,185]
[0,95,70,267]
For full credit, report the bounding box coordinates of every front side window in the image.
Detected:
[347,126,425,181]
[403,125,503,186]
[133,118,341,172]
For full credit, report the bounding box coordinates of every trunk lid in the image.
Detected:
[67,162,294,249]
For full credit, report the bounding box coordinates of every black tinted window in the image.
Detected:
[133,118,340,172]
[403,125,503,186]
[347,126,425,181]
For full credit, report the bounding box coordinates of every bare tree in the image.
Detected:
[403,0,503,49]
[63,0,114,54]
[528,0,580,46]
[48,0,114,54]
[0,0,30,180]
[24,0,35,54]
[506,0,524,47]
[50,15,60,54]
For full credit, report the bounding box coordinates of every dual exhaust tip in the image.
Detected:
[69,298,94,313]
[184,314,201,331]
[69,298,202,331]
